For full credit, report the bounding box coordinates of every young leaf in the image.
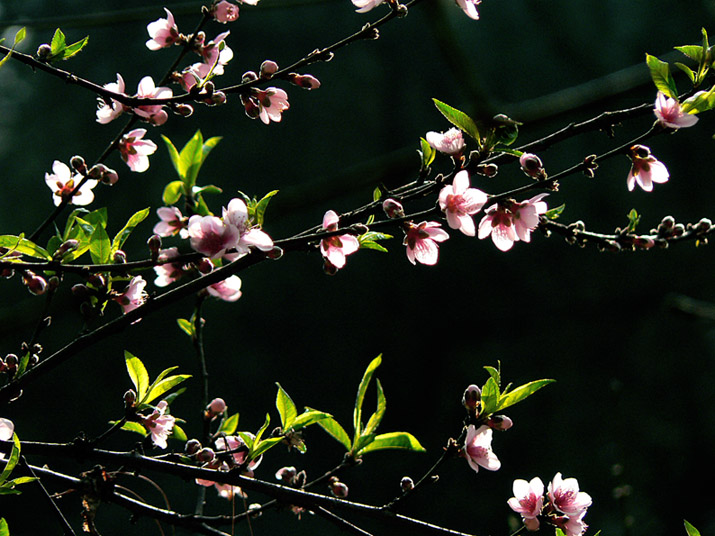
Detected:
[290,410,331,431]
[645,54,678,98]
[432,99,481,144]
[419,137,436,168]
[163,180,185,205]
[496,379,555,412]
[50,29,66,56]
[483,365,501,387]
[480,376,500,415]
[675,45,704,63]
[171,423,187,442]
[89,224,111,264]
[0,236,52,260]
[357,432,425,455]
[179,130,205,189]
[112,208,150,254]
[254,413,271,444]
[13,28,26,47]
[684,520,701,536]
[58,36,89,61]
[276,383,298,429]
[0,434,20,484]
[372,186,382,202]
[353,355,382,441]
[254,190,279,227]
[119,421,147,436]
[544,204,566,220]
[124,351,150,401]
[219,413,240,435]
[0,518,8,536]
[143,374,191,407]
[363,378,386,437]
[315,415,352,451]
[176,318,195,338]
[626,209,640,233]
[251,437,284,459]
[674,63,696,84]
[162,135,182,178]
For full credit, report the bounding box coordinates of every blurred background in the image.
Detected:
[1,1,714,535]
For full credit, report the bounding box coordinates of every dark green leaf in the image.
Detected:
[358,432,425,455]
[112,208,150,254]
[645,54,678,98]
[432,98,481,144]
[276,383,298,429]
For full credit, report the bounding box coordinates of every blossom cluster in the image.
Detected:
[508,473,592,536]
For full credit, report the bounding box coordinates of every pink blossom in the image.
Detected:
[512,193,548,242]
[213,1,239,23]
[456,0,481,19]
[320,210,360,270]
[438,170,488,236]
[478,204,518,251]
[222,198,274,255]
[134,76,173,126]
[96,73,129,124]
[153,248,187,287]
[403,221,449,265]
[188,215,240,258]
[0,418,13,460]
[118,129,157,173]
[200,32,234,76]
[654,91,698,129]
[196,434,261,499]
[556,510,588,536]
[351,0,384,12]
[507,477,544,524]
[207,275,243,302]
[153,207,189,238]
[626,144,669,192]
[114,276,148,314]
[519,153,546,179]
[548,473,592,517]
[426,127,465,155]
[146,8,181,51]
[463,424,500,472]
[255,88,290,124]
[45,160,98,207]
[142,401,175,449]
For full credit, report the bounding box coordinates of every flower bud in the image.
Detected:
[124,389,137,406]
[634,237,655,249]
[175,103,194,117]
[113,250,127,264]
[5,354,18,368]
[243,96,261,119]
[400,476,414,491]
[71,283,90,298]
[695,218,712,233]
[323,259,338,276]
[487,414,513,431]
[53,239,80,260]
[275,466,297,484]
[147,235,162,260]
[519,153,545,179]
[382,198,405,219]
[36,44,52,59]
[462,384,481,411]
[23,272,47,296]
[207,397,226,416]
[242,70,259,83]
[87,273,106,289]
[266,246,284,260]
[260,60,279,78]
[476,163,499,177]
[329,477,349,498]
[88,164,109,180]
[70,155,87,174]
[197,258,214,274]
[185,438,202,455]
[289,73,321,90]
[196,447,216,462]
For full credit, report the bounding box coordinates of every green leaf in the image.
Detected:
[176,318,195,338]
[163,181,185,205]
[59,36,89,60]
[480,377,500,415]
[112,208,150,254]
[171,423,187,442]
[358,240,389,253]
[353,432,376,454]
[162,387,186,407]
[276,383,298,429]
[125,351,149,401]
[179,131,205,189]
[357,432,425,455]
[236,431,255,450]
[645,54,678,98]
[143,368,191,406]
[372,187,382,202]
[89,224,111,264]
[497,379,555,412]
[251,437,283,458]
[681,85,715,114]
[0,434,21,484]
[0,488,22,496]
[544,204,566,220]
[419,137,436,168]
[290,410,331,431]
[626,208,640,233]
[353,355,382,441]
[162,135,182,178]
[83,208,108,229]
[254,413,271,444]
[684,520,701,536]
[363,379,386,437]
[675,45,704,63]
[13,28,26,47]
[674,63,697,84]
[432,98,481,144]
[219,412,240,435]
[359,231,393,253]
[50,29,66,56]
[0,518,9,536]
[315,415,351,451]
[483,365,501,387]
[0,235,52,260]
[15,353,30,378]
[119,421,147,436]
[253,190,279,227]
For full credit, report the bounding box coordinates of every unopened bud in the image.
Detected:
[266,246,284,260]
[36,44,52,59]
[519,153,545,179]
[70,155,87,174]
[243,96,261,119]
[207,397,226,416]
[197,258,214,274]
[634,237,655,249]
[242,70,259,83]
[323,259,338,276]
[113,250,127,264]
[175,103,194,117]
[329,477,349,498]
[124,389,137,406]
[289,73,321,90]
[477,163,499,177]
[88,164,109,180]
[695,218,712,233]
[185,439,202,455]
[210,91,227,105]
[196,447,216,462]
[147,235,162,260]
[23,272,47,296]
[487,415,513,431]
[382,198,405,219]
[54,239,80,259]
[5,354,18,367]
[400,476,414,491]
[275,466,297,484]
[260,60,279,78]
[462,384,481,411]
[88,274,106,288]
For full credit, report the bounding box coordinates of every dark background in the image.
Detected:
[1,1,714,535]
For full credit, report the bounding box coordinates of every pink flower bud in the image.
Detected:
[185,439,202,455]
[242,71,259,83]
[400,476,414,491]
[519,153,545,179]
[289,73,321,90]
[487,415,513,431]
[275,466,297,484]
[23,272,47,296]
[196,447,216,462]
[266,246,284,260]
[260,60,279,78]
[382,198,405,219]
[124,389,137,406]
[329,477,349,498]
[207,397,226,415]
[175,103,194,117]
[70,155,87,174]
[462,384,481,411]
[212,0,240,23]
[88,164,108,180]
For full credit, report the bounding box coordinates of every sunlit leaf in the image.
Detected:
[125,351,149,400]
[276,383,298,429]
[291,410,331,430]
[219,413,240,435]
[432,99,481,144]
[162,180,184,205]
[143,374,191,407]
[0,434,20,484]
[89,224,111,264]
[363,379,386,437]
[544,204,566,220]
[480,377,500,415]
[419,137,436,168]
[254,190,279,227]
[353,355,382,441]
[112,208,150,254]
[645,54,678,98]
[0,518,7,536]
[176,318,195,338]
[251,437,283,458]
[315,415,351,451]
[0,235,52,260]
[357,432,425,455]
[684,520,701,536]
[497,379,555,412]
